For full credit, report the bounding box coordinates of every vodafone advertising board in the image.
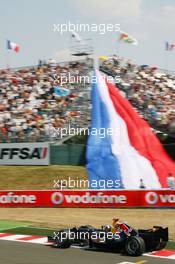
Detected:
[0,142,50,165]
[0,190,175,207]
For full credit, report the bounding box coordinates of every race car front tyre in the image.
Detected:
[125,236,146,256]
[55,229,72,248]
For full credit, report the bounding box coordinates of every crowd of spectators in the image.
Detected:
[100,55,175,136]
[1,54,174,143]
[0,59,92,143]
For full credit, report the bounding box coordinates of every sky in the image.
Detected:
[0,0,175,70]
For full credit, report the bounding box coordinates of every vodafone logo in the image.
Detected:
[51,192,127,205]
[0,192,36,204]
[145,192,175,205]
[51,192,64,205]
[145,192,158,204]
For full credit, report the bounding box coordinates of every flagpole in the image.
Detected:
[6,40,11,69]
[6,48,10,70]
[165,49,171,72]
[117,40,121,57]
[164,50,168,72]
[117,31,121,57]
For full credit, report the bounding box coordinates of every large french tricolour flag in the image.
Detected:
[86,70,175,189]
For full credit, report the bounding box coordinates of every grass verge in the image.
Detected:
[0,165,87,189]
[0,220,30,231]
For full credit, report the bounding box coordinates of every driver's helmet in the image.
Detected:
[112,218,120,228]
[113,218,131,235]
[102,225,111,232]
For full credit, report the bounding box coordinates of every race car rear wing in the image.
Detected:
[138,226,168,242]
[153,226,168,241]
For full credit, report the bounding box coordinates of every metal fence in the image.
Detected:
[50,144,86,165]
[49,143,175,166]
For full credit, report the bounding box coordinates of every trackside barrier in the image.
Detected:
[50,144,86,165]
[50,144,175,165]
[0,190,175,207]
[0,143,173,166]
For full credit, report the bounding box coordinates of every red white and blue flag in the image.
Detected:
[86,70,175,189]
[165,41,175,51]
[7,40,20,52]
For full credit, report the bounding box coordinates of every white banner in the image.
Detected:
[0,142,50,165]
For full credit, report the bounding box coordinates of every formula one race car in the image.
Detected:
[48,220,168,256]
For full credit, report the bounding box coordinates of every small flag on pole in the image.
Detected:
[165,41,175,51]
[54,86,70,97]
[71,31,83,42]
[7,40,20,52]
[119,31,138,45]
[71,31,86,45]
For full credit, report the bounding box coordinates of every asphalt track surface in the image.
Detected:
[0,240,175,264]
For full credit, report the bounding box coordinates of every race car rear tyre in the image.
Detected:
[155,240,167,251]
[55,230,72,248]
[125,236,146,256]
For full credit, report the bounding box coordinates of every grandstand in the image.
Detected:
[99,55,175,141]
[0,54,175,159]
[0,59,93,144]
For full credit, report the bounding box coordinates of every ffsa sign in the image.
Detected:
[0,142,50,165]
